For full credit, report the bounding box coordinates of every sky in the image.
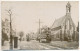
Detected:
[1,1,79,34]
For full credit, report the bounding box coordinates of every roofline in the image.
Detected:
[50,15,66,29]
[50,19,56,29]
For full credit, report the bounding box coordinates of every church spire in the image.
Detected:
[66,2,71,15]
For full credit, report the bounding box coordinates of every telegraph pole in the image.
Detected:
[36,19,42,41]
[39,19,40,34]
[37,19,42,34]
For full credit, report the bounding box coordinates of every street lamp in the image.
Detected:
[7,9,13,49]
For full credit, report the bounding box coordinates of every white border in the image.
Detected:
[0,0,1,51]
[1,0,79,1]
[0,0,79,51]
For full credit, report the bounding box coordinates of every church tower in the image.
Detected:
[66,2,71,15]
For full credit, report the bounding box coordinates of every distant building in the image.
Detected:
[51,2,76,41]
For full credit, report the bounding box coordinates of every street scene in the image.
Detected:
[2,40,78,50]
[1,1,79,50]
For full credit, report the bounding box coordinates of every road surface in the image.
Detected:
[19,40,62,50]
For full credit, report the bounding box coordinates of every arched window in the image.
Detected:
[67,20,69,30]
[69,7,70,12]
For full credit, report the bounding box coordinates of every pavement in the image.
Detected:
[2,40,62,50]
[2,40,79,50]
[2,40,20,50]
[2,41,10,50]
[44,41,79,49]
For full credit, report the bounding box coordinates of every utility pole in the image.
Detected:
[36,19,43,41]
[39,19,40,34]
[37,19,43,34]
[6,9,13,49]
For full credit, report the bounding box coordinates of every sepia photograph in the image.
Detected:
[1,1,79,50]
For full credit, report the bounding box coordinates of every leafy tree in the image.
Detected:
[2,30,8,46]
[26,34,30,41]
[19,31,24,41]
[2,20,9,46]
[77,22,79,32]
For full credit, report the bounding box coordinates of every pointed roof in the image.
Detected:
[51,14,75,29]
[51,15,66,28]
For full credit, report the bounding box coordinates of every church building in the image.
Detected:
[51,2,76,41]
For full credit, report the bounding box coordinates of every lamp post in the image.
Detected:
[7,9,13,49]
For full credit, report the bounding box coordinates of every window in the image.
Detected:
[69,7,70,12]
[67,20,69,30]
[65,24,66,29]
